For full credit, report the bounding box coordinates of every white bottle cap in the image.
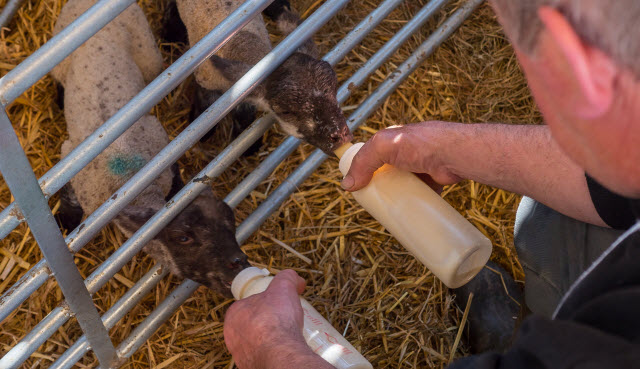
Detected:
[338,142,365,176]
[231,267,270,300]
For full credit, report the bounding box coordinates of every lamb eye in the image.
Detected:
[176,235,193,244]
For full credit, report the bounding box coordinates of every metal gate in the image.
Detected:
[0,0,483,367]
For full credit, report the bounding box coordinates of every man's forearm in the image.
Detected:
[439,123,606,226]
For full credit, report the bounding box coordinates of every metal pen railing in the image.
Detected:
[0,0,482,367]
[0,0,275,324]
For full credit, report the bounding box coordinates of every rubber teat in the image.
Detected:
[334,142,354,159]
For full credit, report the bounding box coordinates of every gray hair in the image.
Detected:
[491,0,640,75]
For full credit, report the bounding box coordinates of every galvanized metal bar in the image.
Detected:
[0,109,117,368]
[0,0,135,105]
[2,262,165,369]
[236,0,484,243]
[50,266,169,369]
[0,0,27,29]
[0,0,274,323]
[2,264,165,369]
[109,2,481,364]
[226,0,450,208]
[0,0,273,242]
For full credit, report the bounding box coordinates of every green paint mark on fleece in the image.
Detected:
[108,154,146,177]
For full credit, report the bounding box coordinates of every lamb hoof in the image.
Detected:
[192,87,220,143]
[56,184,84,232]
[166,163,184,200]
[55,82,65,110]
[161,1,188,44]
[453,260,523,354]
[231,102,262,156]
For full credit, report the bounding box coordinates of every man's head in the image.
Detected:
[490,0,640,197]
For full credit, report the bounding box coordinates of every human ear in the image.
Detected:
[538,6,616,118]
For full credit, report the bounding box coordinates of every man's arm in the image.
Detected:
[342,122,607,226]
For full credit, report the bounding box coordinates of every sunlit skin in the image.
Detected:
[223,4,640,369]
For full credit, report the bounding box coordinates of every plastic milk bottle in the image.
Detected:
[336,142,492,288]
[231,267,373,369]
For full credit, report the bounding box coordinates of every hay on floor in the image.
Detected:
[0,0,539,367]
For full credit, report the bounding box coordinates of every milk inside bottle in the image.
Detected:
[336,142,492,288]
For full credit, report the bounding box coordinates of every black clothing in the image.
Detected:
[450,178,640,369]
[586,174,639,229]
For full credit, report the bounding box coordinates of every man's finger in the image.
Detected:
[342,135,388,191]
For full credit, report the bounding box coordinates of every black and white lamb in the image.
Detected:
[172,0,353,155]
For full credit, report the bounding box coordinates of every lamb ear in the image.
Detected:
[216,200,237,231]
[114,206,156,236]
[297,39,319,58]
[209,56,266,100]
[272,9,319,57]
[196,188,237,231]
[209,55,252,84]
[263,0,292,21]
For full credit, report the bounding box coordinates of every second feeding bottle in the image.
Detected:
[231,267,373,369]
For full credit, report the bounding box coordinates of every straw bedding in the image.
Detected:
[0,0,541,367]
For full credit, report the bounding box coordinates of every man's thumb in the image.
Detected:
[341,143,383,191]
[269,269,306,295]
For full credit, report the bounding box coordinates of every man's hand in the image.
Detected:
[341,122,462,192]
[224,270,335,369]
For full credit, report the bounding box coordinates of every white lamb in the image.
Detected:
[52,0,249,294]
